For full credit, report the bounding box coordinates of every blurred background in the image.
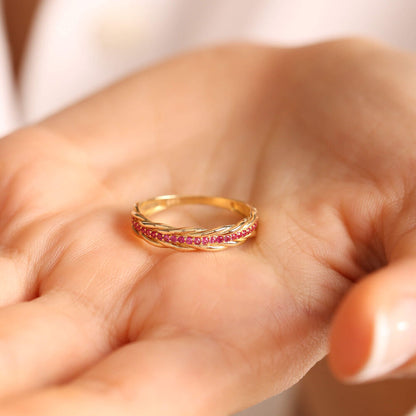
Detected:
[1,1,416,415]
[1,0,416,137]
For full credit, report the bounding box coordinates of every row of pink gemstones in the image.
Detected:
[132,219,257,245]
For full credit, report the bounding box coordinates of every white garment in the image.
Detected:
[0,5,19,135]
[0,0,415,136]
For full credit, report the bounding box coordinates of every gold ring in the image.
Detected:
[131,195,258,251]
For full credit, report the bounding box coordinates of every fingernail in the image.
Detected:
[349,299,416,382]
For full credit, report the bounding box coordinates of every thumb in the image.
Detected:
[328,237,416,383]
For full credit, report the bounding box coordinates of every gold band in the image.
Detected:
[131,195,258,251]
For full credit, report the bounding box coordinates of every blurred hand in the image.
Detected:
[0,39,415,415]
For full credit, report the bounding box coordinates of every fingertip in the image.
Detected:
[329,283,375,383]
[329,263,416,383]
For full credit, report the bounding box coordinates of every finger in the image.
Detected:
[0,291,115,399]
[0,333,249,416]
[329,258,416,383]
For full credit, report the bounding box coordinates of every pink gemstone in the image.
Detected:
[237,232,242,238]
[202,237,209,245]
[186,236,193,245]
[210,236,217,244]
[224,235,231,242]
[178,236,185,244]
[146,228,151,236]
[194,237,201,245]
[253,222,257,229]
[170,235,177,243]
[157,233,163,240]
[151,230,157,238]
[163,234,170,242]
[217,235,224,243]
[242,229,248,236]
[232,233,237,240]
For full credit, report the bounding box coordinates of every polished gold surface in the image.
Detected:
[131,195,258,251]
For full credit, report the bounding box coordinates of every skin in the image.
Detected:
[300,360,416,416]
[0,39,415,415]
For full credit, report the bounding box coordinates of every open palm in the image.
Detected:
[0,40,415,415]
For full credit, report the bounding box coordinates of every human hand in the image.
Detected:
[0,39,415,415]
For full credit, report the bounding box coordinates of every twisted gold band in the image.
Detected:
[131,195,258,251]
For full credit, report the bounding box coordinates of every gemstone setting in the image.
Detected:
[132,218,258,248]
